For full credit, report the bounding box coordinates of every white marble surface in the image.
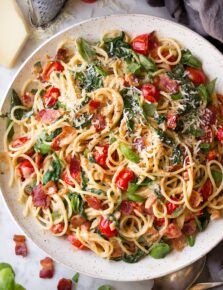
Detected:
[0,1,172,289]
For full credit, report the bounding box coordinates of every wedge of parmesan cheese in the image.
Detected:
[0,0,29,68]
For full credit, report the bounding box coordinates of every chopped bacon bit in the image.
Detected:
[154,217,165,228]
[85,196,101,210]
[200,126,213,143]
[201,108,216,126]
[216,126,223,144]
[70,215,86,228]
[189,190,203,208]
[165,223,182,239]
[92,114,106,132]
[209,209,221,220]
[89,100,100,110]
[57,278,72,290]
[32,184,51,208]
[133,137,145,151]
[172,235,187,251]
[39,257,54,279]
[207,150,217,161]
[56,48,69,62]
[21,93,34,108]
[35,152,43,169]
[70,156,81,183]
[44,180,57,195]
[13,235,28,257]
[200,178,213,202]
[182,220,197,235]
[124,73,140,87]
[36,109,61,124]
[51,223,64,234]
[67,234,86,249]
[166,199,179,215]
[120,200,133,215]
[51,126,76,151]
[93,144,109,168]
[144,194,156,215]
[80,221,91,231]
[110,239,123,258]
[11,136,29,148]
[158,74,178,93]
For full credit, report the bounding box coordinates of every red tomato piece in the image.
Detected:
[99,216,118,238]
[207,150,217,161]
[62,171,75,186]
[85,196,101,210]
[43,87,60,107]
[89,100,100,110]
[42,61,64,81]
[70,215,86,228]
[18,160,34,179]
[57,278,72,290]
[11,136,29,148]
[120,200,133,215]
[154,217,165,228]
[186,67,206,85]
[115,168,135,191]
[93,144,109,168]
[167,113,177,129]
[70,156,81,183]
[51,126,76,151]
[67,234,86,249]
[36,109,61,124]
[200,178,213,202]
[51,223,64,234]
[165,223,182,239]
[141,83,160,103]
[166,200,179,215]
[216,127,223,144]
[132,34,149,55]
[39,257,54,279]
[92,114,106,132]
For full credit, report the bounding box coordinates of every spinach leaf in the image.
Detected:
[76,38,96,63]
[43,156,62,184]
[211,170,222,185]
[195,209,210,232]
[81,171,89,190]
[122,250,145,263]
[138,54,157,71]
[125,62,141,74]
[127,178,152,194]
[34,140,52,155]
[170,145,183,165]
[149,242,170,259]
[142,102,156,118]
[73,113,93,129]
[76,65,104,92]
[198,79,216,105]
[186,235,196,247]
[171,92,182,100]
[200,143,211,153]
[154,114,167,124]
[72,272,79,283]
[119,142,140,163]
[68,193,86,217]
[180,49,201,68]
[46,128,62,141]
[206,78,216,97]
[189,127,205,137]
[127,192,145,202]
[103,31,132,59]
[156,129,174,146]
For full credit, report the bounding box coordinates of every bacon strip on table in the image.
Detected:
[13,235,28,257]
[39,257,54,279]
[57,278,72,290]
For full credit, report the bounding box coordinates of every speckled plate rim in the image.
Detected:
[0,14,223,281]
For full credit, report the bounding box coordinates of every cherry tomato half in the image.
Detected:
[186,67,206,85]
[18,160,34,179]
[67,234,86,249]
[200,178,213,202]
[132,34,149,55]
[42,61,64,81]
[43,87,60,107]
[115,168,135,191]
[99,216,118,238]
[93,144,109,168]
[167,113,177,129]
[141,83,160,103]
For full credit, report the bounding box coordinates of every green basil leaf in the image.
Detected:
[34,142,52,155]
[126,62,141,74]
[200,143,211,153]
[43,171,52,185]
[43,156,62,184]
[127,182,139,194]
[138,54,157,71]
[187,235,196,247]
[98,285,112,290]
[94,65,108,77]
[195,209,210,232]
[68,193,86,217]
[14,284,26,290]
[127,192,145,202]
[76,38,96,63]
[119,142,140,163]
[0,263,15,275]
[197,84,209,104]
[181,49,202,68]
[46,128,62,141]
[189,127,205,137]
[206,78,217,97]
[72,272,79,283]
[122,250,145,263]
[149,242,171,259]
[171,92,182,100]
[156,129,174,145]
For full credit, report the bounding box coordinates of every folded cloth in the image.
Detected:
[147,0,223,52]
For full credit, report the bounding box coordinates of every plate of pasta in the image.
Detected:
[1,14,223,281]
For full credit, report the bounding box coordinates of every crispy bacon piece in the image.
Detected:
[21,93,34,108]
[165,223,182,239]
[13,235,28,257]
[172,235,187,251]
[39,257,54,279]
[158,74,178,93]
[85,196,101,210]
[44,181,57,195]
[120,200,133,215]
[182,220,197,235]
[67,234,86,249]
[35,152,43,169]
[200,178,213,202]
[189,191,203,208]
[11,136,29,148]
[51,126,76,151]
[56,48,69,62]
[36,109,61,124]
[201,107,216,126]
[144,194,156,215]
[51,223,64,234]
[133,137,145,151]
[92,114,106,132]
[70,214,86,228]
[32,184,51,208]
[110,239,123,259]
[57,278,72,290]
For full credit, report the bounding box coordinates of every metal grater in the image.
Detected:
[28,0,68,28]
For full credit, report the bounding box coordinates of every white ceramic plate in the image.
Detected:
[1,14,223,281]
